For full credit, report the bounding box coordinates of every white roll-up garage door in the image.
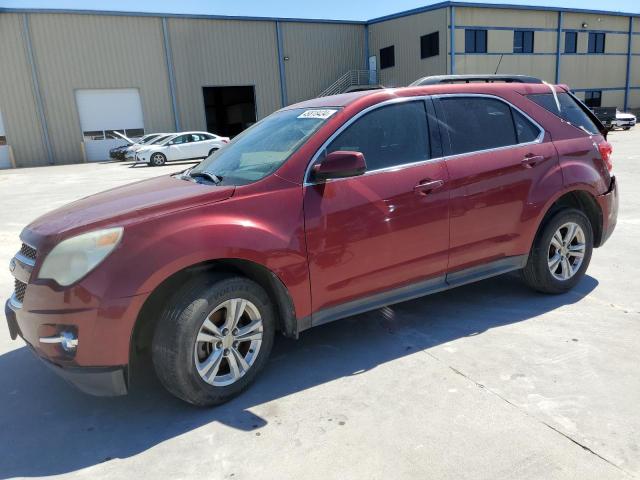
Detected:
[75,88,145,162]
[0,111,11,169]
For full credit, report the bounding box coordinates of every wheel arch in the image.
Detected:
[533,189,603,248]
[130,258,298,361]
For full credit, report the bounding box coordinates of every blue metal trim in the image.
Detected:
[625,17,633,110]
[450,6,456,74]
[0,7,365,24]
[364,24,369,70]
[275,21,288,108]
[555,12,562,84]
[562,28,628,34]
[21,13,54,165]
[2,2,638,25]
[161,18,180,132]
[368,1,639,24]
[563,52,628,56]
[455,25,556,32]
[452,52,555,56]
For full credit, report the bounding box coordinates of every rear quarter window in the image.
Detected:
[526,92,601,135]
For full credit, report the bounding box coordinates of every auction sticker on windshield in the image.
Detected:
[297,109,338,119]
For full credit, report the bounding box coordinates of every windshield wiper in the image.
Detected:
[189,170,223,184]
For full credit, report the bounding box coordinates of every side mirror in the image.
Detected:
[312,151,366,182]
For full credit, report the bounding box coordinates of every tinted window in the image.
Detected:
[584,90,602,108]
[465,29,487,53]
[565,31,577,53]
[420,32,439,59]
[326,101,430,171]
[125,128,145,138]
[512,109,540,143]
[440,97,516,155]
[588,32,605,53]
[527,92,600,134]
[171,135,190,144]
[514,30,534,53]
[380,46,395,69]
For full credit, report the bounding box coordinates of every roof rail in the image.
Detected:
[410,74,544,86]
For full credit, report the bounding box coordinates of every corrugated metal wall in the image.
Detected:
[368,8,449,87]
[167,18,282,130]
[280,22,365,104]
[0,13,49,167]
[27,13,175,165]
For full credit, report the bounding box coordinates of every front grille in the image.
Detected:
[14,279,27,303]
[20,243,37,261]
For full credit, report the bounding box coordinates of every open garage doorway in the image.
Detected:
[203,86,256,138]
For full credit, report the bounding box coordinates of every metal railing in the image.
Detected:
[318,70,375,97]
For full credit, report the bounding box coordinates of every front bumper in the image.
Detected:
[596,176,618,246]
[6,298,129,396]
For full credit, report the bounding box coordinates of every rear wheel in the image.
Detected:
[152,275,275,406]
[150,152,166,166]
[522,209,593,294]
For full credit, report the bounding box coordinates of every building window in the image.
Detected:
[588,32,605,53]
[420,31,439,59]
[584,90,602,108]
[565,31,577,53]
[513,30,534,53]
[0,136,6,146]
[465,29,487,53]
[380,45,395,69]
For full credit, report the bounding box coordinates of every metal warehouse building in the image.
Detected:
[0,1,639,168]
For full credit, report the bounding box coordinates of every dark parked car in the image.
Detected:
[6,75,618,406]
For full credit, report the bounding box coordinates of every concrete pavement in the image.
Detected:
[0,137,638,479]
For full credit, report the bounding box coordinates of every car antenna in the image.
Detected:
[494,54,504,75]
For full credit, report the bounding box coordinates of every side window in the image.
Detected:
[439,97,517,155]
[171,135,188,145]
[527,92,600,134]
[512,108,540,143]
[326,101,430,171]
[191,134,203,142]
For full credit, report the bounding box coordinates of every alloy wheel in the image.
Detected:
[547,222,586,281]
[193,298,264,387]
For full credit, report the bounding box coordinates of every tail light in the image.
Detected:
[222,138,230,144]
[598,141,613,172]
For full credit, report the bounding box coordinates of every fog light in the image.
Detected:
[39,331,78,352]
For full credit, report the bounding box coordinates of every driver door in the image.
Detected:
[303,99,450,323]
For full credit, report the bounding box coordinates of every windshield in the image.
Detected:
[190,108,338,186]
[140,134,160,144]
[151,135,172,145]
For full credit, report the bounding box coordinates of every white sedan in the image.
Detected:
[135,131,230,166]
[614,110,636,130]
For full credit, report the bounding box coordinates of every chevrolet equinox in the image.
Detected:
[6,75,618,406]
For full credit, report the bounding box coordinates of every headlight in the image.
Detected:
[38,227,123,286]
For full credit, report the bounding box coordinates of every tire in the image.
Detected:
[623,127,631,131]
[150,152,167,167]
[522,208,593,294]
[152,275,276,406]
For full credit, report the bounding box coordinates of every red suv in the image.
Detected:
[5,75,618,406]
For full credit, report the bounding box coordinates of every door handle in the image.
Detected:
[414,179,444,194]
[521,154,545,168]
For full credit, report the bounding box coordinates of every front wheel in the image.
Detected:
[522,209,593,294]
[150,152,167,167]
[152,275,276,406]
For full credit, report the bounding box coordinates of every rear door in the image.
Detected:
[303,98,450,321]
[434,94,560,272]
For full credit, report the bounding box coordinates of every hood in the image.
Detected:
[113,131,135,145]
[616,112,636,120]
[23,175,235,244]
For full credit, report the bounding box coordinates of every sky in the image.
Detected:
[1,0,638,20]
